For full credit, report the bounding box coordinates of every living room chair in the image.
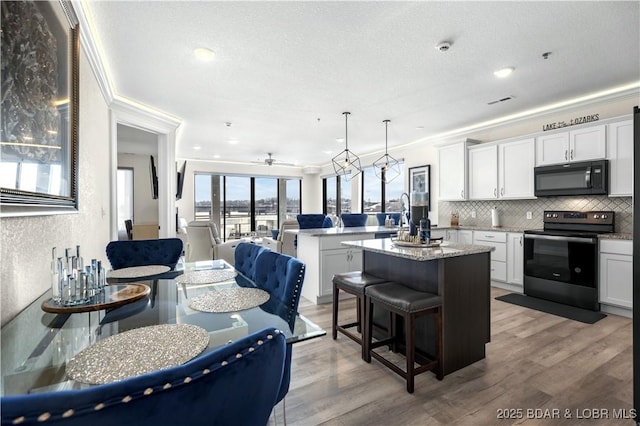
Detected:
[262,219,298,257]
[185,221,238,265]
[1,327,287,426]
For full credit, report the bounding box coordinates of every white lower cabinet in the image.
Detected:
[458,230,473,245]
[431,229,458,243]
[599,240,632,312]
[506,233,524,290]
[320,248,362,298]
[473,231,506,282]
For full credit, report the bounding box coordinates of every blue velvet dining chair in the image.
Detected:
[105,238,183,270]
[253,251,306,420]
[340,213,368,227]
[1,327,286,426]
[375,212,402,226]
[296,214,332,229]
[234,242,268,283]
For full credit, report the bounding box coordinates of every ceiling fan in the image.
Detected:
[252,153,295,166]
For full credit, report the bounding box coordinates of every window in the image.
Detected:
[362,167,382,213]
[361,162,405,217]
[385,167,405,212]
[340,177,352,214]
[194,173,301,241]
[284,179,301,220]
[254,177,278,236]
[224,176,251,240]
[324,176,337,216]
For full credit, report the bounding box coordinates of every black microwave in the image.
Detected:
[534,160,608,197]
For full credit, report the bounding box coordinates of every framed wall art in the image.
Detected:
[0,0,79,214]
[408,164,430,207]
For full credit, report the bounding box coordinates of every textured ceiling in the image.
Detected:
[87,1,640,167]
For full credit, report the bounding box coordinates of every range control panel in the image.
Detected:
[543,210,615,225]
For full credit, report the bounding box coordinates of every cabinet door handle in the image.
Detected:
[570,149,574,160]
[519,237,523,246]
[494,188,497,197]
[461,189,464,198]
[485,235,495,238]
[501,188,504,196]
[565,150,568,160]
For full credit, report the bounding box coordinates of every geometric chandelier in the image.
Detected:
[332,112,362,181]
[373,119,401,183]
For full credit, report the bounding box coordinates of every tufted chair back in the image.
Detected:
[375,212,403,226]
[105,238,183,270]
[340,213,368,227]
[254,251,306,323]
[253,251,306,405]
[234,242,268,281]
[1,327,286,426]
[296,214,331,229]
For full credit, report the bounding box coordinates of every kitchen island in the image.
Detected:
[342,238,493,376]
[291,226,399,304]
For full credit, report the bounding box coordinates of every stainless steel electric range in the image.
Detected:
[523,210,615,311]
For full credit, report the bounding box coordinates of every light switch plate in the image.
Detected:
[526,211,533,219]
[471,210,476,218]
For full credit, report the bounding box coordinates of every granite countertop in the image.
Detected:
[290,226,399,237]
[342,238,494,262]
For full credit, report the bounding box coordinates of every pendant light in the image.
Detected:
[373,119,401,183]
[331,112,361,181]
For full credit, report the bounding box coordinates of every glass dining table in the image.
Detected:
[1,259,325,396]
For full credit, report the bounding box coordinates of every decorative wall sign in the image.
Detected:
[408,164,431,207]
[0,0,80,213]
[542,114,599,131]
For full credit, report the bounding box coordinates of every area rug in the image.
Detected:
[495,293,606,324]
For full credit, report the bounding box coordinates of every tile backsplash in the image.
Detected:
[439,196,632,233]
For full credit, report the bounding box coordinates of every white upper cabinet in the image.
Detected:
[468,138,535,200]
[438,140,477,201]
[536,132,569,166]
[499,138,535,199]
[468,144,498,200]
[535,124,606,166]
[607,119,633,197]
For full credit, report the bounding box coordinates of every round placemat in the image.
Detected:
[66,324,209,384]
[188,288,270,313]
[176,269,237,285]
[107,265,171,279]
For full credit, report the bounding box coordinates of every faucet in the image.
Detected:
[399,192,410,229]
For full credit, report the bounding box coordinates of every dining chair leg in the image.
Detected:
[332,281,339,340]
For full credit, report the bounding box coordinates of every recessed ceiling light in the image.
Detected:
[194,47,215,62]
[494,67,514,78]
[323,150,333,155]
[228,140,238,145]
[213,154,220,159]
[193,146,201,150]
[336,138,345,143]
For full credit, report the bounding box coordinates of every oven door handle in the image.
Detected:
[524,234,597,244]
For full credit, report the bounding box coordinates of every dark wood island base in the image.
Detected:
[344,239,493,377]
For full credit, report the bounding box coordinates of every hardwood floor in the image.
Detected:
[275,287,633,425]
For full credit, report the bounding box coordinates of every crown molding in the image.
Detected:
[72,0,182,132]
[72,0,114,103]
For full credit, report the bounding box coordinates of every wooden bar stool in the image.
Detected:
[332,271,388,359]
[364,282,443,393]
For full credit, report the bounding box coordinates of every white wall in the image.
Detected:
[1,50,111,326]
[117,153,159,225]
